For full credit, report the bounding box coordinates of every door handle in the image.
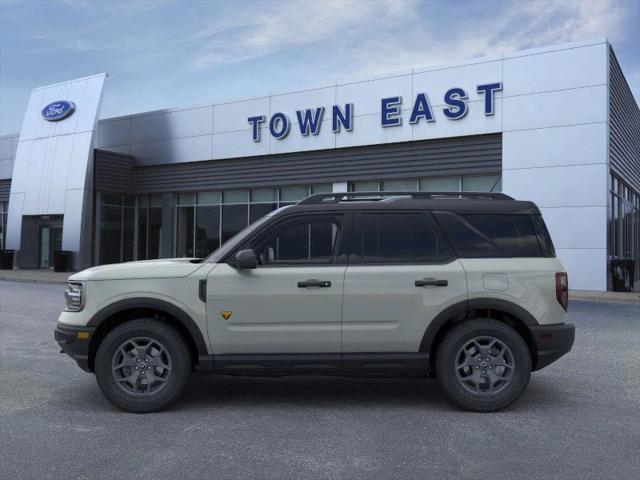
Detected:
[415,278,448,287]
[298,279,331,288]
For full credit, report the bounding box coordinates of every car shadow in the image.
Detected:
[59,372,570,414]
[178,374,448,410]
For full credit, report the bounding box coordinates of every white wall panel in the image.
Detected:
[540,206,607,250]
[336,74,412,116]
[503,85,607,131]
[270,87,336,117]
[0,160,12,179]
[5,192,24,248]
[66,132,94,190]
[51,79,85,137]
[20,138,47,214]
[503,123,607,170]
[99,118,131,147]
[335,113,383,149]
[270,118,335,155]
[0,135,17,160]
[131,113,165,143]
[503,163,608,208]
[213,128,270,159]
[555,248,607,291]
[0,135,18,180]
[45,134,73,212]
[131,135,213,166]
[164,106,213,139]
[214,97,270,134]
[413,60,502,103]
[503,44,607,97]
[72,75,108,134]
[61,188,85,251]
[412,99,502,141]
[18,88,44,141]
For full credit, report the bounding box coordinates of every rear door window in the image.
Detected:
[434,211,502,258]
[349,212,454,264]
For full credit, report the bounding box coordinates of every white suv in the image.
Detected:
[55,191,574,413]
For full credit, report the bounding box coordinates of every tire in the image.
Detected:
[95,319,191,413]
[435,319,531,412]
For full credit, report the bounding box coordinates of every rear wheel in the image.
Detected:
[95,319,191,413]
[436,319,531,412]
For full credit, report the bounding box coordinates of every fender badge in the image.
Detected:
[220,311,232,320]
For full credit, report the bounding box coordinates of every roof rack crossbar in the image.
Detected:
[297,191,513,205]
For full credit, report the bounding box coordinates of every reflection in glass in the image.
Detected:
[195,205,221,257]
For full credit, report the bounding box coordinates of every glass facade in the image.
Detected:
[137,194,163,261]
[97,193,135,265]
[0,201,7,250]
[349,174,502,193]
[175,183,332,258]
[609,173,640,290]
[94,177,502,265]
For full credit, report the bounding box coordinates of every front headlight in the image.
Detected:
[64,282,84,312]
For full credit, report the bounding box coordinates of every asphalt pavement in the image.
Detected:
[1,280,638,480]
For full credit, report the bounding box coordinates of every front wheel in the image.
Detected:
[436,319,532,412]
[95,319,191,413]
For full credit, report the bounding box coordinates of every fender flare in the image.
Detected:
[87,297,209,356]
[419,298,539,353]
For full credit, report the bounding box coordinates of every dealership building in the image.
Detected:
[0,39,638,291]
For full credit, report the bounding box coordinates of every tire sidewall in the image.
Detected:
[436,319,532,412]
[95,319,191,413]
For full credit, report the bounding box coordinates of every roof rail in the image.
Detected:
[297,191,513,205]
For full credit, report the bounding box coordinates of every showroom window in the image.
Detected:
[97,193,135,265]
[0,201,7,250]
[609,173,640,288]
[348,175,502,193]
[137,194,163,261]
[175,184,332,258]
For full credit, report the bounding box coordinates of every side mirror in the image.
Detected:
[234,249,257,270]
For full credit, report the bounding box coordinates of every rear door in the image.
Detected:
[341,211,467,353]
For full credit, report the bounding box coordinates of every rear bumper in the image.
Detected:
[54,324,96,373]
[530,323,575,371]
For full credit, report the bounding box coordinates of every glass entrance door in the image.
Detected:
[40,227,50,268]
[39,226,62,268]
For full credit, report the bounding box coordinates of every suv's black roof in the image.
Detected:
[280,192,541,216]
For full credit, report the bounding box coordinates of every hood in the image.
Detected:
[69,258,204,281]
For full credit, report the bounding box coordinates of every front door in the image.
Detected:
[39,227,50,268]
[39,225,62,268]
[206,213,347,356]
[341,212,467,353]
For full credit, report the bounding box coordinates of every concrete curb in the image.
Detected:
[0,274,70,285]
[1,278,68,285]
[569,292,640,306]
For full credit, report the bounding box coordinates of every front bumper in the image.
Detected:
[54,324,96,373]
[530,322,575,371]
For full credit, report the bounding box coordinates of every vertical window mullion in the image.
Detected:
[193,202,197,257]
[119,195,124,262]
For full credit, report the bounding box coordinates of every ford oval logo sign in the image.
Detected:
[41,100,76,122]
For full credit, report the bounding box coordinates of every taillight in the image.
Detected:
[555,272,568,311]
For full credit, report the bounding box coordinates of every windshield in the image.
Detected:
[202,206,292,263]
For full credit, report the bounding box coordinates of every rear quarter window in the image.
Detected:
[462,214,542,257]
[434,212,543,258]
